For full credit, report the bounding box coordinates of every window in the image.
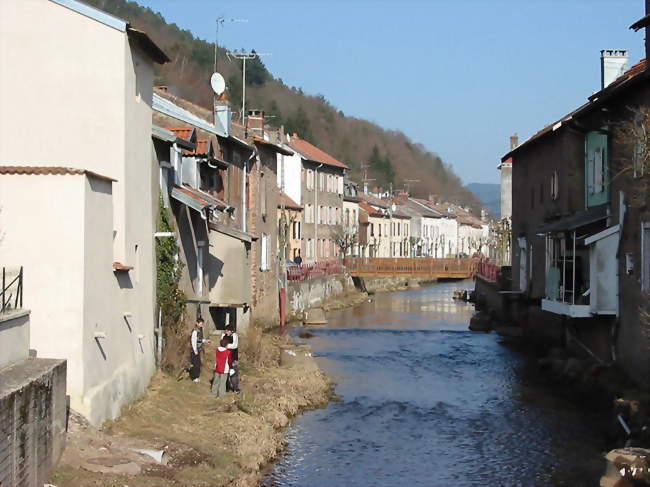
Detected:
[551,171,559,200]
[379,224,382,237]
[643,223,650,291]
[260,234,270,271]
[586,130,609,207]
[370,223,374,236]
[260,172,267,217]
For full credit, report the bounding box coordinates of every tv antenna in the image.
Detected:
[214,17,248,73]
[403,179,420,194]
[227,50,271,126]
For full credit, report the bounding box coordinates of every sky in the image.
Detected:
[136,0,644,184]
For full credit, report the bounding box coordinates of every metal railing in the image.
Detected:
[287,259,346,281]
[476,260,500,282]
[2,266,23,313]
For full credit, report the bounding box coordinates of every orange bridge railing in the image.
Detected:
[343,257,477,279]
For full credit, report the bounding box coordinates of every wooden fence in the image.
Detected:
[287,259,346,282]
[343,257,477,279]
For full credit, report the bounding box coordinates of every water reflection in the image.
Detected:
[265,280,605,487]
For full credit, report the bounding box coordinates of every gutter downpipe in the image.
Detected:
[242,149,257,233]
[314,163,323,260]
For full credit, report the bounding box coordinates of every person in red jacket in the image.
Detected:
[211,338,232,398]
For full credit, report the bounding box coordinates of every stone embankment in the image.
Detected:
[48,327,332,487]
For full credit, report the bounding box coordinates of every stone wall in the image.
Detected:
[0,310,30,370]
[287,274,355,317]
[0,358,67,487]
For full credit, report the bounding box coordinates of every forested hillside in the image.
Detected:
[87,0,482,211]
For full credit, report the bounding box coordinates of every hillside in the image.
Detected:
[466,183,500,219]
[86,0,482,212]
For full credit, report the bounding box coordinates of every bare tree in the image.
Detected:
[334,225,359,258]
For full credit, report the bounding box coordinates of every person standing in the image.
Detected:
[221,325,240,392]
[189,318,205,382]
[211,338,232,398]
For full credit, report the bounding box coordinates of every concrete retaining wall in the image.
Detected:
[0,358,67,487]
[287,274,355,317]
[0,310,30,370]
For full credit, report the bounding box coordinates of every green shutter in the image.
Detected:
[585,131,609,207]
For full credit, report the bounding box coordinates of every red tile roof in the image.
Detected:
[278,192,302,210]
[359,201,387,218]
[0,166,116,183]
[167,126,196,143]
[113,262,134,272]
[288,135,348,169]
[187,138,211,156]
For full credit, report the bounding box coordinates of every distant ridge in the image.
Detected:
[466,183,500,219]
[84,0,484,213]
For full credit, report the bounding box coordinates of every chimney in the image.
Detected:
[214,92,231,136]
[510,133,519,150]
[600,49,629,89]
[246,109,265,138]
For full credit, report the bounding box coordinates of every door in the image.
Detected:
[518,237,528,292]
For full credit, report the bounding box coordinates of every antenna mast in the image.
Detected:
[227,50,271,127]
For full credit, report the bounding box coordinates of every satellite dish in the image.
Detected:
[210,72,225,95]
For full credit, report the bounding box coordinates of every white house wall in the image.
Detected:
[278,152,302,205]
[0,0,157,425]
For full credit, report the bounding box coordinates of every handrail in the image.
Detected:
[1,266,23,313]
[343,257,478,278]
[287,259,345,281]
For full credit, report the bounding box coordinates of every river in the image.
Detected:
[264,280,607,486]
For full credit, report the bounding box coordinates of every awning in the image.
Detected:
[208,221,257,242]
[171,185,228,214]
[538,205,608,233]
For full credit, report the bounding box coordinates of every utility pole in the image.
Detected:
[403,179,420,195]
[227,50,271,127]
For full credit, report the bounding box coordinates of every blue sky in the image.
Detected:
[137,0,644,184]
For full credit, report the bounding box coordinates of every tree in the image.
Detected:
[334,226,359,258]
[368,145,395,187]
[285,106,313,142]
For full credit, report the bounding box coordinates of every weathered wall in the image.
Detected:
[287,274,355,316]
[0,358,67,487]
[0,310,30,370]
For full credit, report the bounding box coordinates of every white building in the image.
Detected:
[0,0,167,425]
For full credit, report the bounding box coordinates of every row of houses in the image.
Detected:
[0,0,492,427]
[493,4,650,387]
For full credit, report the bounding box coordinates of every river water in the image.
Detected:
[264,281,607,487]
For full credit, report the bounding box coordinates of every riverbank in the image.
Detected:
[48,327,332,487]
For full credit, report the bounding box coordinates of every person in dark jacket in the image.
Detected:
[221,325,240,392]
[189,318,205,382]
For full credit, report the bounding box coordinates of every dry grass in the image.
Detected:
[49,328,332,487]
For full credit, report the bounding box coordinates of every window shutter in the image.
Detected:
[586,131,609,207]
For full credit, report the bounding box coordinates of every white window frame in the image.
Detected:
[260,234,270,271]
[642,222,650,291]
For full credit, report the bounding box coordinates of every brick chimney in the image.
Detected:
[246,109,265,138]
[510,133,519,150]
[601,49,629,89]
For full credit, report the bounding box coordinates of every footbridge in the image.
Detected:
[343,258,478,279]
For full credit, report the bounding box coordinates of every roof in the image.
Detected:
[0,166,116,183]
[630,14,650,31]
[253,137,294,156]
[126,27,169,64]
[403,198,442,218]
[502,58,648,162]
[166,126,197,143]
[358,201,387,218]
[278,192,302,210]
[538,205,608,233]
[153,91,226,137]
[288,135,348,170]
[357,192,389,209]
[171,185,227,213]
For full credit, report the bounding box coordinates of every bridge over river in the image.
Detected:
[343,257,477,279]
